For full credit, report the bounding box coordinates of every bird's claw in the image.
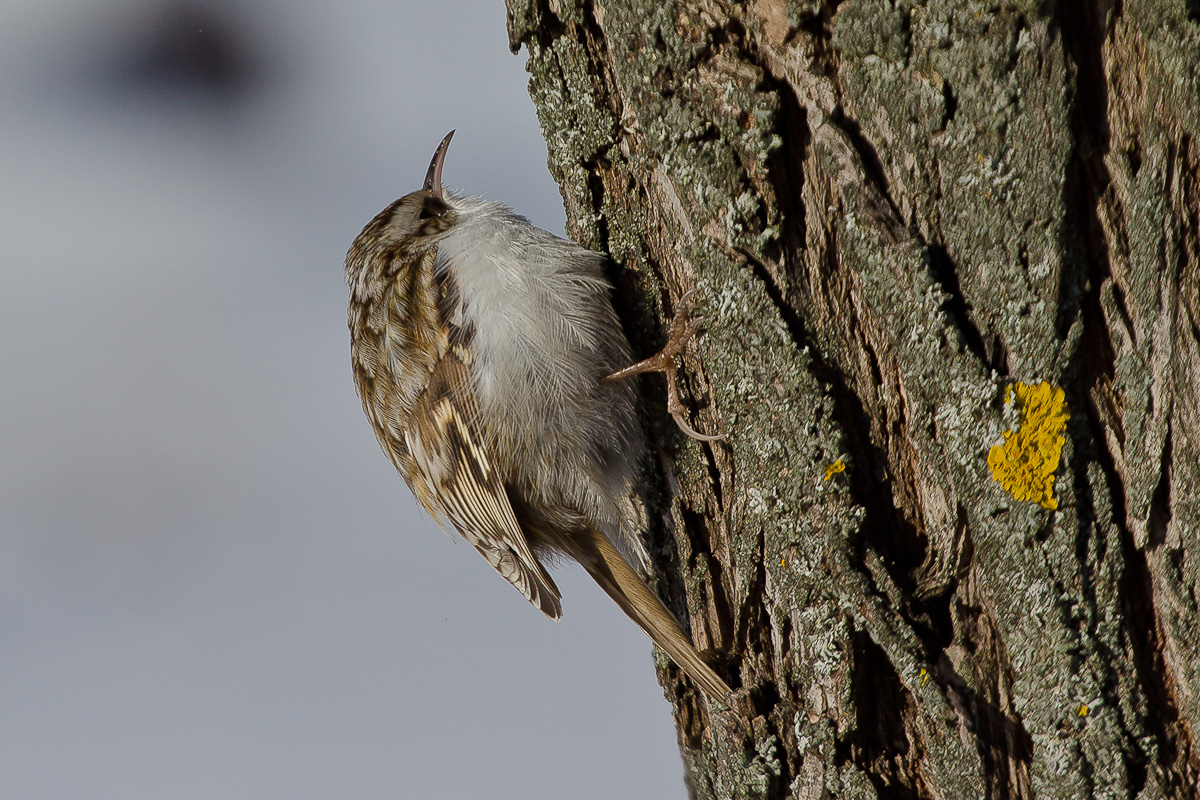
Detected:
[672,411,725,441]
[603,290,724,442]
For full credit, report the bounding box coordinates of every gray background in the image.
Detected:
[0,0,684,796]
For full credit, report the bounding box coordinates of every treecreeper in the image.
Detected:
[344,130,730,700]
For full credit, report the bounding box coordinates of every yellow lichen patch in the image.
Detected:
[987,381,1070,510]
[824,458,846,481]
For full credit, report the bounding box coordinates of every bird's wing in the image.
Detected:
[404,345,562,620]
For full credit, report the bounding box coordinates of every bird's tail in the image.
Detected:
[571,525,731,700]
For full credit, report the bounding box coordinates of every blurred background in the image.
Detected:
[0,1,686,797]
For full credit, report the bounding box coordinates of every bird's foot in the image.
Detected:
[602,290,723,442]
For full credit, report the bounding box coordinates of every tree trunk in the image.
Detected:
[503,0,1200,797]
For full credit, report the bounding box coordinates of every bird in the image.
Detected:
[344,130,730,700]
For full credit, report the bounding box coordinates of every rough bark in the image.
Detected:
[503,0,1200,797]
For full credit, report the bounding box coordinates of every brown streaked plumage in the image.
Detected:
[345,130,730,699]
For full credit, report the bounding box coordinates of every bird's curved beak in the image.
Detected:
[423,130,455,200]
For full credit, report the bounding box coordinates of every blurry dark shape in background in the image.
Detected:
[86,0,276,108]
[129,3,249,93]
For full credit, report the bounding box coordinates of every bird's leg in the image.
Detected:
[602,296,724,442]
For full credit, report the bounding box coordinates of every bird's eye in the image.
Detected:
[419,196,449,220]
